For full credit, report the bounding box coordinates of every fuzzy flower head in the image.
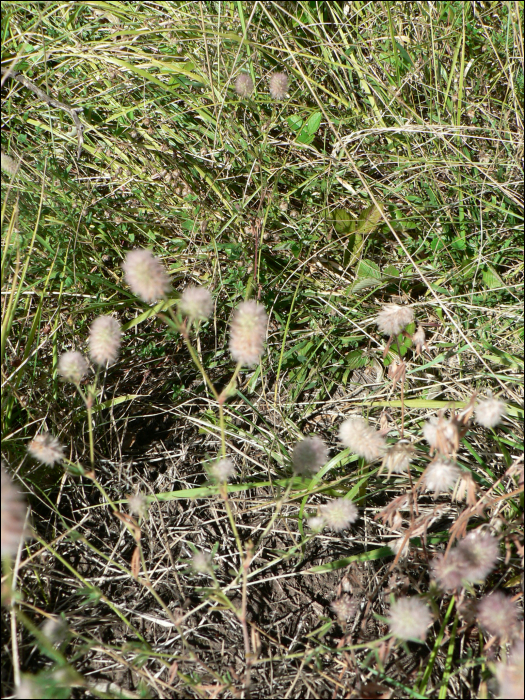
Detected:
[477,591,520,640]
[128,493,149,519]
[58,351,88,384]
[269,72,289,100]
[432,530,499,591]
[88,315,121,366]
[387,597,432,641]
[475,396,507,428]
[422,458,460,496]
[292,436,328,476]
[331,594,359,623]
[208,458,236,483]
[28,433,65,466]
[412,325,427,356]
[376,304,414,337]
[382,441,414,477]
[192,551,212,574]
[235,73,254,97]
[1,464,29,558]
[495,640,524,700]
[320,498,358,532]
[307,515,325,532]
[122,248,171,303]
[229,300,267,367]
[339,416,386,462]
[179,286,213,321]
[423,415,459,455]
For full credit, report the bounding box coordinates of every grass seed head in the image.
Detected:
[387,596,432,641]
[269,72,289,99]
[179,285,213,321]
[338,416,386,462]
[28,433,65,466]
[477,591,520,639]
[475,396,507,428]
[376,304,414,337]
[320,498,358,532]
[229,300,267,366]
[58,351,88,384]
[235,73,254,97]
[1,463,29,559]
[122,248,171,303]
[423,458,460,496]
[88,315,121,366]
[292,436,328,476]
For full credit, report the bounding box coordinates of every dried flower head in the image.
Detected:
[320,498,358,532]
[128,493,149,518]
[376,304,414,337]
[235,73,254,97]
[432,530,499,591]
[229,300,267,366]
[387,597,432,641]
[331,594,359,623]
[413,325,427,356]
[292,436,328,476]
[307,515,325,531]
[477,591,520,639]
[88,315,121,366]
[58,351,88,384]
[192,551,212,574]
[422,415,459,455]
[28,433,65,466]
[209,458,236,482]
[1,463,29,558]
[339,416,386,462]
[179,286,213,321]
[122,248,171,303]
[475,396,507,428]
[1,151,19,176]
[269,72,289,100]
[495,640,524,700]
[388,534,410,559]
[422,458,460,496]
[382,441,414,477]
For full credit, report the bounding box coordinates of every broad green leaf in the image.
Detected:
[356,259,382,280]
[305,111,322,135]
[482,264,504,289]
[287,114,303,132]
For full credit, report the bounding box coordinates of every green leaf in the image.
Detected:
[305,111,322,135]
[287,114,303,132]
[482,264,504,289]
[356,259,382,280]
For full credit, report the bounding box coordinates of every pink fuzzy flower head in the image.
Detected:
[1,463,29,558]
[122,248,171,303]
[179,286,213,321]
[339,416,386,462]
[292,436,328,476]
[422,458,460,496]
[376,304,414,337]
[269,72,289,100]
[475,396,507,428]
[320,498,358,532]
[477,591,520,639]
[192,551,212,574]
[58,351,88,384]
[229,300,267,367]
[432,529,499,591]
[28,433,64,466]
[331,594,359,623]
[209,458,236,482]
[88,315,121,366]
[423,415,459,455]
[495,640,524,700]
[235,73,254,97]
[387,596,432,641]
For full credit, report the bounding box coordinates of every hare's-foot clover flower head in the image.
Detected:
[477,591,520,639]
[292,436,328,476]
[1,463,29,558]
[423,415,459,455]
[331,594,359,623]
[376,304,414,337]
[320,498,358,532]
[179,286,213,321]
[387,597,432,641]
[307,515,325,532]
[229,300,267,367]
[422,458,460,496]
[339,416,386,462]
[209,458,236,483]
[192,551,212,574]
[58,351,88,384]
[269,72,289,100]
[495,640,524,700]
[432,529,499,591]
[475,396,507,428]
[128,493,149,519]
[89,315,121,366]
[28,433,64,466]
[122,248,171,303]
[382,441,414,476]
[412,325,427,356]
[235,73,254,97]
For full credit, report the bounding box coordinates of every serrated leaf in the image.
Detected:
[352,277,381,292]
[356,259,382,280]
[354,202,384,235]
[383,264,400,277]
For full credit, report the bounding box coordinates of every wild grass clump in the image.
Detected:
[1,2,523,698]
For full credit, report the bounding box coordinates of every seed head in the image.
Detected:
[1,463,29,558]
[229,300,268,367]
[475,396,507,428]
[179,285,213,321]
[382,442,414,477]
[495,640,524,700]
[477,591,520,639]
[235,73,254,97]
[338,416,386,462]
[413,326,427,356]
[209,458,236,482]
[269,72,289,100]
[331,594,359,623]
[292,436,328,476]
[320,498,358,532]
[387,596,432,641]
[423,415,459,455]
[122,248,171,303]
[28,433,65,466]
[376,304,414,337]
[88,315,121,366]
[192,551,212,574]
[422,458,460,496]
[307,515,325,531]
[457,530,499,583]
[128,493,149,518]
[58,351,88,384]
[432,549,467,591]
